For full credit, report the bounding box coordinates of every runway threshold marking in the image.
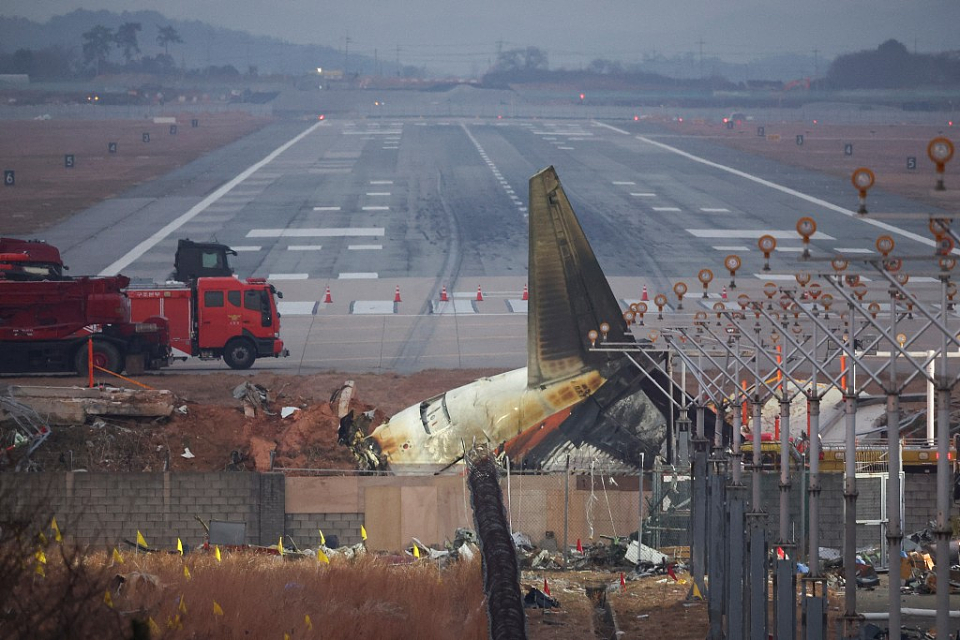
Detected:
[593,121,940,250]
[99,120,326,275]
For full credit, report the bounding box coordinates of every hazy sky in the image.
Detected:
[6,0,960,73]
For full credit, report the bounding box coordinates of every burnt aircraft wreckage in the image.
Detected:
[344,166,722,473]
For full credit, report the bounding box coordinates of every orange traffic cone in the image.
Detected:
[476,285,484,302]
[440,286,448,302]
[620,572,626,590]
[394,286,402,303]
[522,284,528,301]
[576,538,583,553]
[641,285,648,301]
[323,286,333,303]
[721,286,728,300]
[543,577,550,596]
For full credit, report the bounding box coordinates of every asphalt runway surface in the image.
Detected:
[42,115,955,374]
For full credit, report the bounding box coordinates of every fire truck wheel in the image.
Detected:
[223,338,256,370]
[74,341,122,375]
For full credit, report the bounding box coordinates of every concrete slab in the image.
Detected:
[351,300,397,314]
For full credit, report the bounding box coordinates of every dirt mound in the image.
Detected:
[1,369,505,473]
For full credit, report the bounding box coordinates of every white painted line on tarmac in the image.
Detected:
[230,245,262,252]
[248,227,384,238]
[612,181,636,185]
[100,120,325,275]
[834,247,873,253]
[593,120,940,250]
[687,229,836,240]
[653,207,681,212]
[366,192,391,196]
[339,272,379,279]
[701,207,730,212]
[268,273,310,280]
[776,246,804,252]
[630,192,656,197]
[348,244,383,250]
[712,245,749,251]
[751,274,798,281]
[313,206,341,211]
[362,206,390,211]
[370,180,394,184]
[343,130,402,135]
[288,245,323,251]
[558,146,574,150]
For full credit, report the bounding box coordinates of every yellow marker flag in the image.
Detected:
[112,548,124,564]
[178,595,187,614]
[318,528,325,546]
[35,549,46,565]
[278,535,284,556]
[183,565,191,580]
[413,545,420,559]
[305,614,313,631]
[38,530,47,546]
[51,517,62,543]
[104,590,114,608]
[316,548,329,564]
[692,583,703,600]
[35,563,45,577]
[213,601,224,616]
[361,524,367,541]
[167,615,182,630]
[177,538,183,556]
[215,545,222,562]
[148,617,161,636]
[284,634,291,640]
[136,530,148,549]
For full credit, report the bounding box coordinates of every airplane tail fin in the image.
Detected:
[527,166,629,388]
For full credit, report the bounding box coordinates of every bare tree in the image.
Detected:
[115,22,142,65]
[81,25,113,75]
[156,25,183,57]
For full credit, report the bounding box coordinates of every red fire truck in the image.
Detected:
[126,239,288,369]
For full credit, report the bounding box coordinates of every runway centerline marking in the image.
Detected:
[313,206,341,211]
[593,121,940,249]
[288,245,323,251]
[348,244,383,250]
[362,206,390,211]
[99,120,326,275]
[247,227,384,238]
[701,207,730,212]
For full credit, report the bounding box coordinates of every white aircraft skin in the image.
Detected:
[368,367,605,464]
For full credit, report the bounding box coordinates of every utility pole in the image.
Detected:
[697,38,705,79]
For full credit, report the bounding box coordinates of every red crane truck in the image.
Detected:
[126,239,288,370]
[0,267,171,375]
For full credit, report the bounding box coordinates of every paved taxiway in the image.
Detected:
[42,117,953,373]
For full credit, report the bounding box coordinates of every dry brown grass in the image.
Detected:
[98,550,489,640]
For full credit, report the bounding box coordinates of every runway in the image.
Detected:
[43,116,953,373]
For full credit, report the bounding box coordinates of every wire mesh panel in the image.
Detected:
[647,469,691,551]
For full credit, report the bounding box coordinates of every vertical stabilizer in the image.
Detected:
[527,166,628,388]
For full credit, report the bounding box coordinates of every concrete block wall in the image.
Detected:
[736,470,942,553]
[0,472,284,549]
[285,512,365,548]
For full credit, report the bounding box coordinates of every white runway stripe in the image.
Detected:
[247,228,384,238]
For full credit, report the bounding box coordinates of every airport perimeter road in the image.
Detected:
[46,116,955,374]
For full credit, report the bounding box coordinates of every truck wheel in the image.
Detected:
[223,338,256,370]
[74,341,122,375]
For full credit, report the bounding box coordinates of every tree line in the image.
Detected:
[0,22,184,79]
